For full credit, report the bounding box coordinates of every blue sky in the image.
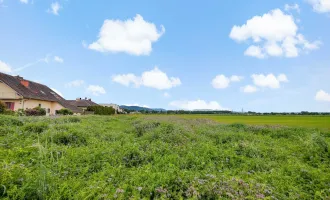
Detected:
[0,0,329,112]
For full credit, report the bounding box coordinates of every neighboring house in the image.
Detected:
[100,103,125,114]
[0,72,82,115]
[68,98,99,111]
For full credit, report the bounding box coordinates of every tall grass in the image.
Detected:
[0,115,329,199]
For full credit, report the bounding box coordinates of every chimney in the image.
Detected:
[15,75,23,80]
[20,80,29,88]
[88,98,91,101]
[76,98,81,101]
[85,97,87,100]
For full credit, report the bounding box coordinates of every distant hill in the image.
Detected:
[120,105,166,112]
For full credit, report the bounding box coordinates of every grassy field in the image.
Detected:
[1,114,330,199]
[169,115,330,129]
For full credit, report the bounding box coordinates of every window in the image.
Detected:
[48,108,50,113]
[39,104,41,107]
[5,102,15,111]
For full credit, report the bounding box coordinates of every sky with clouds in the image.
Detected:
[0,0,329,112]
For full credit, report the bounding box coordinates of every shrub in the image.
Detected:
[25,107,46,116]
[16,108,26,116]
[56,108,73,115]
[23,122,48,134]
[86,106,115,115]
[53,131,87,146]
[0,101,6,113]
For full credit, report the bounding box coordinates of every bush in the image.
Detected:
[0,101,6,114]
[25,107,46,116]
[16,108,26,116]
[23,122,48,134]
[86,106,115,115]
[53,131,87,146]
[56,108,73,115]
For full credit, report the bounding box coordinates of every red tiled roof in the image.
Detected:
[0,72,82,113]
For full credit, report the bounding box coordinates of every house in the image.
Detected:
[68,98,99,111]
[99,103,125,114]
[0,72,82,115]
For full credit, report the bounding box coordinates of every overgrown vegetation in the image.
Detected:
[56,108,73,115]
[87,105,115,115]
[25,106,46,116]
[0,115,329,199]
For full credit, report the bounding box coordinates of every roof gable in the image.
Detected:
[0,72,82,113]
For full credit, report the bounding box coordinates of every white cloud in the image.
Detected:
[315,90,330,102]
[285,4,300,12]
[112,74,140,87]
[65,80,84,88]
[307,0,330,13]
[48,2,61,15]
[54,56,64,63]
[244,45,266,59]
[125,103,150,108]
[86,85,106,96]
[112,67,181,90]
[20,0,28,4]
[211,75,230,89]
[277,74,289,82]
[229,9,320,58]
[163,92,170,98]
[51,88,63,97]
[88,14,165,56]
[230,75,244,82]
[212,74,243,89]
[0,60,12,73]
[170,100,228,111]
[242,85,258,93]
[251,74,288,89]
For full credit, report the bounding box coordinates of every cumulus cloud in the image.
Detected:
[315,90,330,102]
[54,56,64,63]
[0,60,12,73]
[242,85,258,93]
[244,45,266,58]
[170,100,228,111]
[65,80,84,88]
[285,4,300,12]
[51,88,63,97]
[211,74,243,89]
[112,67,181,90]
[251,74,288,89]
[86,85,106,96]
[229,9,320,58]
[89,14,165,56]
[48,2,61,15]
[307,0,330,13]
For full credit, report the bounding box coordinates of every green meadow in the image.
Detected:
[173,115,330,129]
[1,114,330,199]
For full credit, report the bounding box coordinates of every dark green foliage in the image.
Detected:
[0,115,330,199]
[25,107,46,116]
[53,130,87,146]
[0,101,5,113]
[0,115,23,126]
[86,105,115,115]
[56,108,73,115]
[23,122,48,134]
